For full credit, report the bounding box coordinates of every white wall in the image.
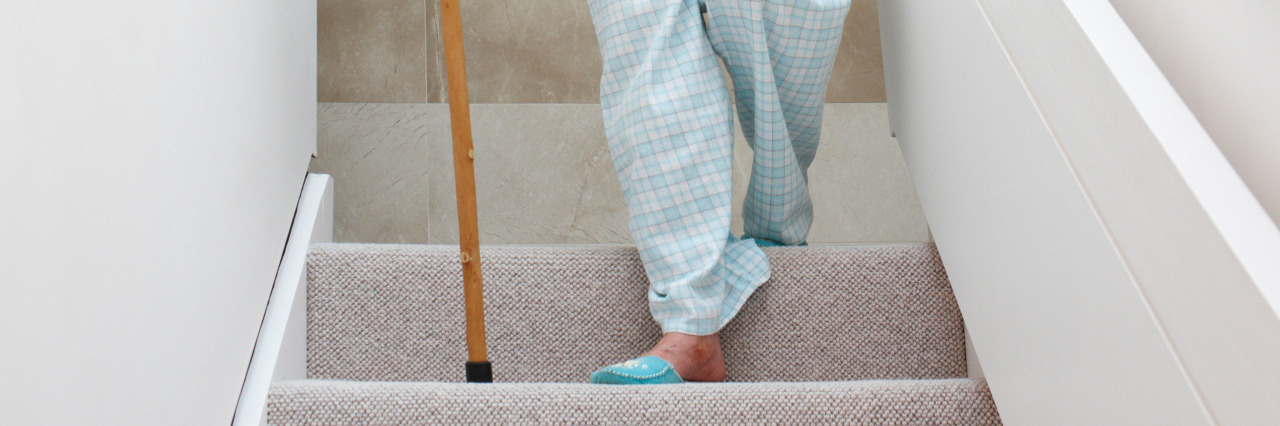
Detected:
[880,0,1280,423]
[1107,0,1280,227]
[0,1,315,424]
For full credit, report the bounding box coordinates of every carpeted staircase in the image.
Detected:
[268,243,1000,424]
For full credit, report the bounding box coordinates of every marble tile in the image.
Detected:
[425,102,927,245]
[426,0,603,104]
[730,103,930,242]
[319,0,427,103]
[313,102,922,245]
[426,104,632,244]
[309,103,432,243]
[426,0,885,104]
[827,0,887,103]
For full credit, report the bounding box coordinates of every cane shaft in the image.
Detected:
[440,0,488,365]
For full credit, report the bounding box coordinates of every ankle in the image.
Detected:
[645,332,725,381]
[654,333,710,356]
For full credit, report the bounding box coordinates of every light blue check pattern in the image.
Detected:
[588,0,850,335]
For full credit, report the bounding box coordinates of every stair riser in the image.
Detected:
[268,379,1001,425]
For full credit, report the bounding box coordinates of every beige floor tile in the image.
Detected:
[310,103,432,243]
[426,104,632,244]
[427,0,602,104]
[426,0,885,104]
[320,0,427,103]
[426,102,927,244]
[827,0,888,103]
[314,102,924,245]
[731,103,930,242]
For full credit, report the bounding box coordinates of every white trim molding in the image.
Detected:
[233,173,334,425]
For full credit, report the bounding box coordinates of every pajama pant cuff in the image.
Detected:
[653,241,772,336]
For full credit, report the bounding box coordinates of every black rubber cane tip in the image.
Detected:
[466,361,493,383]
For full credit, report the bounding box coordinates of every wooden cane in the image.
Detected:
[439,0,491,383]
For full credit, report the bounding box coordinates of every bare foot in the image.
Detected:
[643,332,726,382]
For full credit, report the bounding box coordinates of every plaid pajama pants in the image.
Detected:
[588,0,850,335]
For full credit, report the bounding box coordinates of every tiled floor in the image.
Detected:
[320,0,886,104]
[311,0,920,244]
[310,102,929,244]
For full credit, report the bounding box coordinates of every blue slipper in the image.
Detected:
[589,356,685,384]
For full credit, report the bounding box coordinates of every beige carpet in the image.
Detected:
[305,243,966,383]
[269,379,999,425]
[273,243,999,424]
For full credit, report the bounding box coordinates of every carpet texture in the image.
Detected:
[268,379,1000,425]
[305,243,967,383]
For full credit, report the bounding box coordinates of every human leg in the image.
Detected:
[704,0,851,246]
[588,0,770,339]
[586,0,772,383]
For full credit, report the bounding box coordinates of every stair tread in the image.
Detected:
[268,378,1000,425]
[307,243,966,383]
